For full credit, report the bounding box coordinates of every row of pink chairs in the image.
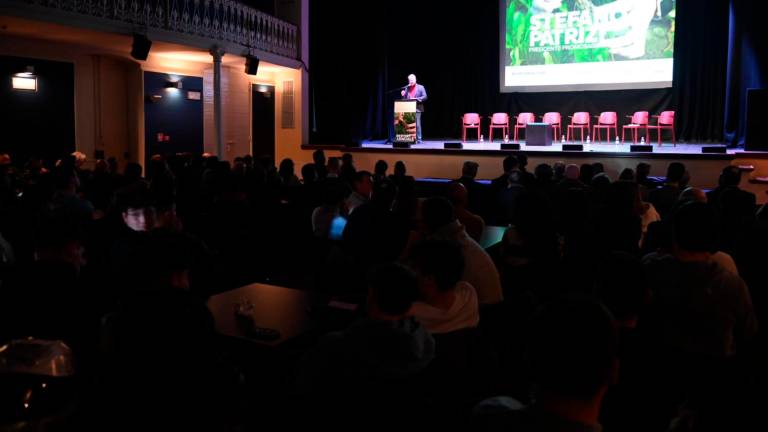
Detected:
[461,111,676,145]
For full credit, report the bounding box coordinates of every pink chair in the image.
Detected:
[513,112,536,142]
[622,111,649,144]
[649,111,676,146]
[566,112,591,142]
[592,112,618,143]
[462,113,481,142]
[488,113,510,142]
[542,112,562,141]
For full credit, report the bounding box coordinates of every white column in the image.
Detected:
[210,47,225,158]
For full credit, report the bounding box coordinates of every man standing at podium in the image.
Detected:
[401,74,427,143]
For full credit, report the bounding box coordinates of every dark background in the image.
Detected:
[0,55,75,163]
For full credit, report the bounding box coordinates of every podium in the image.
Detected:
[393,99,418,145]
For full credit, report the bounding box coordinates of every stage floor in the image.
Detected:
[359,139,737,156]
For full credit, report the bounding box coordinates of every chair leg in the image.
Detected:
[477,128,481,142]
[672,128,676,146]
[462,128,466,142]
[489,127,494,142]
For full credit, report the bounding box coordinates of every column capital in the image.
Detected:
[210,46,225,62]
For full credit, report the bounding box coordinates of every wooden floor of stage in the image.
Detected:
[357,139,751,158]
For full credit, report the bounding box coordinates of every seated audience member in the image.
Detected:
[326,156,341,179]
[643,202,758,363]
[473,300,619,432]
[456,160,485,215]
[557,164,585,193]
[294,262,434,428]
[312,183,347,239]
[490,155,519,191]
[707,165,756,214]
[340,153,357,185]
[408,239,480,333]
[447,182,485,243]
[98,229,239,430]
[373,159,389,183]
[50,163,95,227]
[420,197,503,304]
[388,160,414,186]
[312,149,328,180]
[278,158,301,187]
[345,170,373,215]
[648,162,689,219]
[0,210,95,361]
[343,179,409,268]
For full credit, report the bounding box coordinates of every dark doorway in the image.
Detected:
[144,71,203,165]
[252,84,275,159]
[0,55,75,165]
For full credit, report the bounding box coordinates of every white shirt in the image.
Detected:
[409,281,480,334]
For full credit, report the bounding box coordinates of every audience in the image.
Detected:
[0,148,763,431]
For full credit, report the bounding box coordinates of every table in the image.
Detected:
[207,283,315,347]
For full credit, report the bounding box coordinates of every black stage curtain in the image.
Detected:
[309,0,733,145]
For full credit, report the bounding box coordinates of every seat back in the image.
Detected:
[571,111,590,125]
[515,112,535,125]
[463,113,480,125]
[630,111,649,125]
[490,112,509,125]
[658,111,675,125]
[598,111,617,125]
[543,112,561,125]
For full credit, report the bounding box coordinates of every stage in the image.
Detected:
[358,139,737,158]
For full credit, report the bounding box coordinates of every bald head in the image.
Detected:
[679,187,707,204]
[447,182,469,208]
[565,164,580,180]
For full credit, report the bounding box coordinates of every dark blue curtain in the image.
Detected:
[724,0,768,147]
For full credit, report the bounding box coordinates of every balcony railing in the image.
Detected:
[8,0,298,59]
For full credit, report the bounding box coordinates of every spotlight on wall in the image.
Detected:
[131,33,152,61]
[164,80,183,90]
[245,55,260,75]
[12,66,37,91]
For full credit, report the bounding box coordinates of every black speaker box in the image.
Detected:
[702,146,727,154]
[393,142,411,148]
[131,34,152,60]
[500,143,521,150]
[630,145,653,152]
[444,142,463,149]
[562,144,583,151]
[245,55,260,75]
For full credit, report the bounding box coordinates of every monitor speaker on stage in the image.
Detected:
[526,123,553,146]
[702,146,727,154]
[393,142,411,148]
[630,145,653,153]
[501,143,521,150]
[444,142,463,149]
[562,144,583,151]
